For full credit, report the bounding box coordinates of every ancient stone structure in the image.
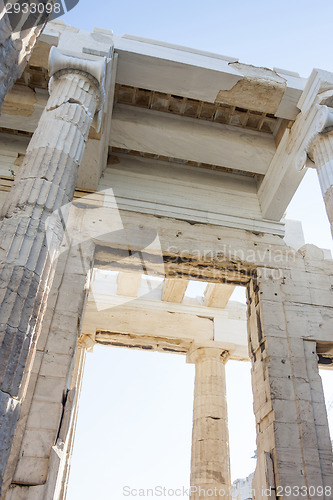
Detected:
[0,19,332,500]
[232,473,254,500]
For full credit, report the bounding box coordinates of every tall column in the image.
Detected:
[187,346,231,500]
[0,46,105,493]
[311,131,333,235]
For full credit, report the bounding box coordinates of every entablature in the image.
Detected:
[2,21,333,237]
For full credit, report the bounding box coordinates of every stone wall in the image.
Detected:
[247,245,333,498]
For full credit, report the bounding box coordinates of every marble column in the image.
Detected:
[311,131,333,235]
[187,346,231,500]
[0,46,105,492]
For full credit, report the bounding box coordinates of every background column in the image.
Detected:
[312,131,333,235]
[187,346,231,500]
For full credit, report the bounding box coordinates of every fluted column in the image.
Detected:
[187,346,231,500]
[0,47,105,493]
[311,131,333,235]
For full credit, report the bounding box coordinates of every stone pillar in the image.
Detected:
[248,265,333,499]
[311,131,333,235]
[0,46,105,493]
[187,346,231,500]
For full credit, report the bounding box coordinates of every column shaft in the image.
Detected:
[188,347,231,500]
[0,63,100,492]
[312,132,333,234]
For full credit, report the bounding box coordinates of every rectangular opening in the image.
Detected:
[68,279,255,498]
[67,346,194,499]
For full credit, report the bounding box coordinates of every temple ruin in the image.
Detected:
[0,18,332,500]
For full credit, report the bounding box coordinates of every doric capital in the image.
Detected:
[49,46,106,85]
[298,68,333,114]
[48,47,108,131]
[289,68,333,171]
[187,345,230,365]
[291,104,333,171]
[78,333,96,353]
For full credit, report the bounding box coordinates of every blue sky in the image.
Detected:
[62,0,333,78]
[59,2,333,498]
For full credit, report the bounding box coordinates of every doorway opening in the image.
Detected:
[68,273,255,499]
[67,347,194,500]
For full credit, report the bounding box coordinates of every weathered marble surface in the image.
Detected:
[0,49,103,496]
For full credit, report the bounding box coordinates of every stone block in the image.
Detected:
[272,398,298,423]
[293,377,312,401]
[55,283,86,314]
[48,310,79,338]
[33,375,66,404]
[318,450,333,475]
[297,399,316,423]
[13,457,49,485]
[20,428,57,458]
[301,420,322,448]
[258,280,283,302]
[194,403,227,420]
[26,401,62,431]
[45,328,77,357]
[255,401,273,424]
[5,484,45,500]
[274,422,302,449]
[258,410,275,433]
[274,467,307,490]
[269,376,295,401]
[311,401,330,427]
[265,337,289,358]
[315,425,333,452]
[192,418,229,442]
[322,473,333,490]
[291,360,309,380]
[39,352,72,379]
[309,379,326,404]
[266,356,292,378]
[286,301,333,341]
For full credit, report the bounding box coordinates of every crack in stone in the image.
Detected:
[46,98,91,118]
[0,388,18,400]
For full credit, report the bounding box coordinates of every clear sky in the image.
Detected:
[58,1,333,498]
